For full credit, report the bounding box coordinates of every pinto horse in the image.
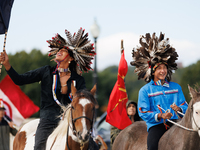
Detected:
[112,85,200,150]
[13,84,99,150]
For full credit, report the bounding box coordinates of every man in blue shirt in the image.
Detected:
[130,32,188,150]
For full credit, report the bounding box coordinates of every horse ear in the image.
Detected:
[90,84,97,96]
[188,84,197,100]
[71,82,77,96]
[90,84,99,109]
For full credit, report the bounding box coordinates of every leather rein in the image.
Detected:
[157,104,200,132]
[66,95,95,150]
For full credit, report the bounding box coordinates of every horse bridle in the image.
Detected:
[70,105,95,136]
[66,105,95,150]
[191,102,200,131]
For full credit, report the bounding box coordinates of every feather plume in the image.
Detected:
[73,28,83,46]
[47,28,95,74]
[130,32,178,82]
[65,30,73,45]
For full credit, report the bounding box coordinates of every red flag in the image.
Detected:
[106,51,132,130]
[0,75,39,126]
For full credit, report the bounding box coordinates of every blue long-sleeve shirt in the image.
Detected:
[138,80,188,131]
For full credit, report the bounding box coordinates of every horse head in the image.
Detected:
[188,85,200,136]
[69,83,97,143]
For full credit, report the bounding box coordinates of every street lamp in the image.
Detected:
[90,19,100,100]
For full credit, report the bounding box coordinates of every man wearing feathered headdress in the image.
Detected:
[130,33,188,150]
[0,28,96,150]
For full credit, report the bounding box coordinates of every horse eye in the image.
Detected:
[196,112,198,114]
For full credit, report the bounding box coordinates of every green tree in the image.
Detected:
[0,49,55,117]
[179,61,200,102]
[126,66,145,102]
[1,49,200,117]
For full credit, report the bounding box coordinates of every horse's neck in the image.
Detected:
[179,102,192,129]
[159,103,199,149]
[179,102,200,148]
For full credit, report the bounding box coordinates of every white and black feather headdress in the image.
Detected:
[47,28,95,75]
[130,32,178,82]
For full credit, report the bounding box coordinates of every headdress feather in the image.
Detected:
[130,32,178,82]
[47,28,95,74]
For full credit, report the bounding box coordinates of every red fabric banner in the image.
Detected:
[106,51,132,130]
[0,75,39,126]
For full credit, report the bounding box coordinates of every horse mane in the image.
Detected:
[190,84,200,101]
[75,89,96,104]
[50,104,72,137]
[194,84,200,92]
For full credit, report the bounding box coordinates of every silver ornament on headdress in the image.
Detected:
[130,32,178,82]
[47,27,95,75]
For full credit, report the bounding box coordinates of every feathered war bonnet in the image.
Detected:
[130,32,178,82]
[46,28,95,75]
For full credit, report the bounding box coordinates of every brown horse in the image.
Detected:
[112,85,200,150]
[13,84,99,150]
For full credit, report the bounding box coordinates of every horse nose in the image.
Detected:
[83,132,89,141]
[78,131,90,142]
[77,131,82,140]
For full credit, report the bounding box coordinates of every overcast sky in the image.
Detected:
[0,0,199,70]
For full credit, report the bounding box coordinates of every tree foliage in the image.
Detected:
[0,49,54,117]
[179,61,200,102]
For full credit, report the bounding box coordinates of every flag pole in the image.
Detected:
[0,29,8,76]
[121,39,124,54]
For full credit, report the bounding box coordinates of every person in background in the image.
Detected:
[110,100,140,145]
[130,32,188,150]
[0,99,17,150]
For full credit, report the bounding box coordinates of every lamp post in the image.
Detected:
[90,19,100,101]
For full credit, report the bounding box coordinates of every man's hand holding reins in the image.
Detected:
[158,112,173,120]
[170,103,182,112]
